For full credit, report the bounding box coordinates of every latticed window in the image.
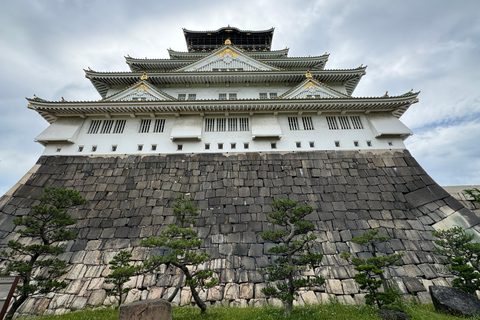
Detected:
[153,119,165,133]
[100,120,114,134]
[288,117,300,130]
[326,117,339,130]
[139,119,151,133]
[269,93,277,98]
[228,118,237,131]
[259,93,268,99]
[217,118,226,131]
[112,120,126,133]
[302,117,314,130]
[87,120,102,134]
[350,116,363,129]
[205,118,215,132]
[229,93,237,100]
[219,93,227,100]
[187,94,196,100]
[239,118,249,131]
[338,116,351,129]
[178,94,186,100]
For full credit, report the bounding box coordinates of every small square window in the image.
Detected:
[366,141,372,147]
[269,92,277,98]
[354,141,359,147]
[296,142,301,148]
[309,141,315,148]
[92,146,97,152]
[218,143,223,150]
[271,142,277,149]
[177,144,183,151]
[78,146,84,152]
[205,143,210,150]
[56,147,62,152]
[187,94,196,100]
[138,144,143,151]
[229,93,237,100]
[219,93,227,100]
[111,145,117,152]
[178,94,186,100]
[231,143,236,149]
[244,142,249,149]
[388,141,393,146]
[151,144,157,151]
[334,141,340,148]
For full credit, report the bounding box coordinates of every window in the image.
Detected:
[132,97,146,101]
[367,140,372,147]
[231,143,236,149]
[112,145,117,152]
[139,119,151,133]
[78,146,84,152]
[229,93,237,100]
[138,144,143,151]
[219,93,227,100]
[204,118,249,132]
[338,116,351,129]
[187,94,196,100]
[151,144,157,151]
[302,117,314,130]
[309,141,315,148]
[334,141,340,147]
[178,94,186,100]
[205,118,215,132]
[350,116,363,129]
[112,120,126,133]
[205,143,210,150]
[177,144,183,151]
[296,142,301,148]
[354,141,359,147]
[306,94,321,98]
[101,120,114,134]
[218,143,223,150]
[56,147,62,152]
[288,117,300,130]
[153,119,165,133]
[259,93,268,99]
[91,145,97,152]
[269,93,277,98]
[271,142,277,149]
[244,142,249,149]
[87,120,102,134]
[326,117,339,130]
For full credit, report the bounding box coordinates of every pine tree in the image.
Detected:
[0,188,88,320]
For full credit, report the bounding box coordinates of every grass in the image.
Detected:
[20,302,480,320]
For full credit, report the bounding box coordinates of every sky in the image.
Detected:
[1,0,480,196]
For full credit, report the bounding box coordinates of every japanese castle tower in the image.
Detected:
[2,27,479,315]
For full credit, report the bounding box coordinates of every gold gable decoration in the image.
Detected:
[217,48,238,58]
[225,38,232,45]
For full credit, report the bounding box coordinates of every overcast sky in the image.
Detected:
[1,0,480,196]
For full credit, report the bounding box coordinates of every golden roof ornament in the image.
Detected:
[383,91,389,97]
[225,38,231,45]
[34,94,37,99]
[305,71,312,78]
[141,73,148,80]
[61,97,66,102]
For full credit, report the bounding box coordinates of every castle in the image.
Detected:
[1,26,479,315]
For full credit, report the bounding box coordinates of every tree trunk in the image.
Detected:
[167,273,184,302]
[5,295,27,320]
[182,268,207,314]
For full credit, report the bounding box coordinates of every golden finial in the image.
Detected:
[141,73,148,80]
[383,91,389,97]
[409,88,413,93]
[306,71,312,78]
[359,64,363,68]
[88,67,92,71]
[34,94,37,99]
[61,97,66,102]
[225,38,232,45]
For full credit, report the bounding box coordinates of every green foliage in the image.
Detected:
[341,230,403,309]
[105,251,137,307]
[0,187,88,320]
[140,194,217,314]
[432,227,480,295]
[261,198,324,316]
[464,188,480,202]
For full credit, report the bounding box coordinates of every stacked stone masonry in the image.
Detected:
[1,150,479,316]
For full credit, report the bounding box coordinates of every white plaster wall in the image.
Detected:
[41,113,408,156]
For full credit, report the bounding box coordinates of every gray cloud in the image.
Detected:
[1,0,479,195]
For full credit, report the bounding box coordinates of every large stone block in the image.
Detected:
[118,299,172,320]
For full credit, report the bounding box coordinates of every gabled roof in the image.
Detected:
[104,79,175,101]
[168,48,289,60]
[175,45,281,72]
[280,77,350,99]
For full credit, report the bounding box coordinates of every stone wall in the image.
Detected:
[0,150,478,316]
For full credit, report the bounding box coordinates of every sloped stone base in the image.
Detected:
[0,150,476,315]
